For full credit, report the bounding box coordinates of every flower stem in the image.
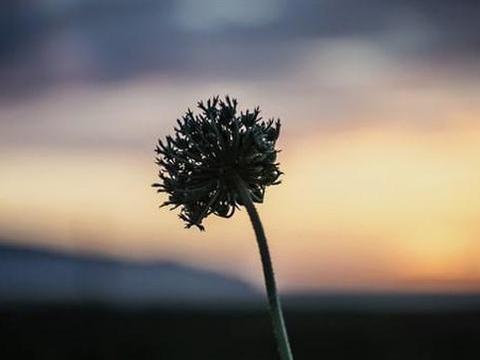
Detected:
[233,175,294,360]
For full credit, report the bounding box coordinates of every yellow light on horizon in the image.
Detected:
[1,121,480,291]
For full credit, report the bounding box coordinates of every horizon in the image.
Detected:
[2,241,480,302]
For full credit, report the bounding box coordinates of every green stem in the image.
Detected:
[233,175,294,360]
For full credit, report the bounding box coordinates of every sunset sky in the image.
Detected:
[1,0,479,292]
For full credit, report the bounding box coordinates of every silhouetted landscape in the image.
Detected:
[1,244,479,359]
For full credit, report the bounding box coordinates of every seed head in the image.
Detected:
[153,96,282,230]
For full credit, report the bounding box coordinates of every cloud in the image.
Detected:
[1,0,479,100]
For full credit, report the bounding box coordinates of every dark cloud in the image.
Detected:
[1,0,479,100]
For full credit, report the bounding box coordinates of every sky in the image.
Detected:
[1,0,480,292]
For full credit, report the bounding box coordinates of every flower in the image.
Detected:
[153,96,282,230]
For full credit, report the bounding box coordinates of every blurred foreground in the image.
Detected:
[2,304,479,359]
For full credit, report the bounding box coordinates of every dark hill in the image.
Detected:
[0,242,258,305]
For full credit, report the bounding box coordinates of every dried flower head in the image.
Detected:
[153,96,282,230]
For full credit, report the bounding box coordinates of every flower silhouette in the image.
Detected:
[153,96,282,230]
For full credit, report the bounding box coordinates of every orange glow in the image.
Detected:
[1,120,480,292]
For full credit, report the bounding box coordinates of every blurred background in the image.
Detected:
[1,0,480,359]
